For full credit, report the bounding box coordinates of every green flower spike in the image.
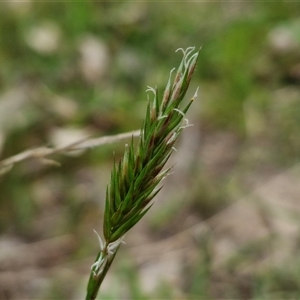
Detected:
[85,46,200,300]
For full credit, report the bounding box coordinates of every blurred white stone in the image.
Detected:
[110,2,147,26]
[51,96,79,120]
[78,35,109,83]
[268,26,300,55]
[25,21,61,55]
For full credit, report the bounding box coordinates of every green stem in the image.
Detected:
[85,246,120,300]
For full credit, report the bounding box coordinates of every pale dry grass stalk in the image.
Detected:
[0,130,140,176]
[85,47,200,300]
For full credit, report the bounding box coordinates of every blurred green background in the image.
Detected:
[1,1,300,299]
